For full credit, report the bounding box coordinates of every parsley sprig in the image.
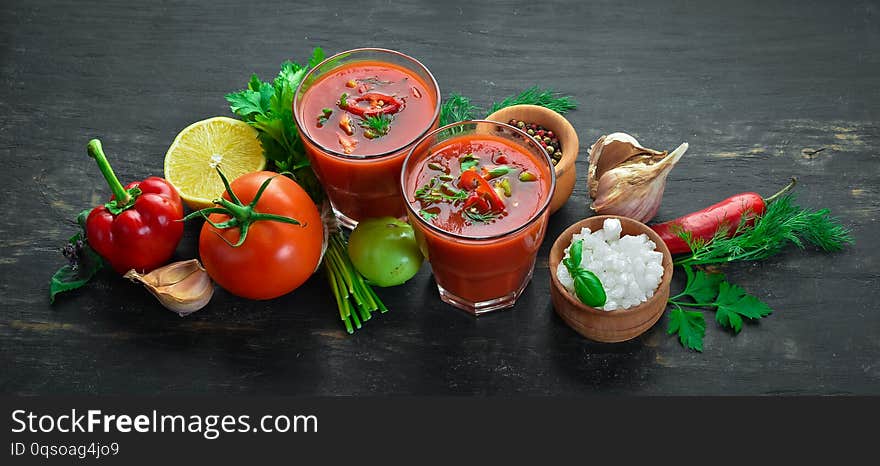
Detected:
[360,114,392,139]
[667,265,773,352]
[225,47,325,203]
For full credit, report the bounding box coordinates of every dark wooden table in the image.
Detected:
[1,0,877,395]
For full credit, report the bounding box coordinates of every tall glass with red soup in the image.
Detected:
[401,121,556,314]
[293,48,441,228]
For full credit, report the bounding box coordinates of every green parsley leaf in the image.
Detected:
[679,265,725,304]
[226,88,268,119]
[360,114,392,138]
[667,307,706,352]
[714,281,773,333]
[668,264,773,349]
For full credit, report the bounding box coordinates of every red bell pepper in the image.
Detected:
[84,139,184,273]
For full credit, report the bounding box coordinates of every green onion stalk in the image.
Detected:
[323,231,388,333]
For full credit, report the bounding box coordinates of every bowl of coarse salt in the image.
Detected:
[549,215,673,343]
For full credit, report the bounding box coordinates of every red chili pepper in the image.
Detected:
[463,193,491,212]
[84,139,184,273]
[458,170,505,212]
[651,178,797,255]
[339,92,402,117]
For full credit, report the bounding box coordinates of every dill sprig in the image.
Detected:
[439,87,577,127]
[675,194,853,267]
[359,114,392,139]
[414,178,468,204]
[440,93,479,126]
[486,86,578,115]
[465,209,501,224]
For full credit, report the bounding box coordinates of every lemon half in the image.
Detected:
[164,116,266,210]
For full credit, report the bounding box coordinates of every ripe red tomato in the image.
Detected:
[199,171,323,300]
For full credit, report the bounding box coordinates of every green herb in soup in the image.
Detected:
[410,134,550,236]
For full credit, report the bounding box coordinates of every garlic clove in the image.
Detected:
[124,259,214,316]
[589,140,688,222]
[588,132,668,198]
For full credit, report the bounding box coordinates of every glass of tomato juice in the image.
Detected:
[401,121,556,314]
[293,48,441,229]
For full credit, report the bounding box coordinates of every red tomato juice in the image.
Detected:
[404,133,553,306]
[297,59,438,223]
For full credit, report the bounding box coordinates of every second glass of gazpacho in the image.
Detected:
[401,121,557,314]
[294,48,441,228]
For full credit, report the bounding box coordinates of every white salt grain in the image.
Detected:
[556,218,664,311]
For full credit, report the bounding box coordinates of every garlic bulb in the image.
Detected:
[124,259,214,316]
[587,132,688,222]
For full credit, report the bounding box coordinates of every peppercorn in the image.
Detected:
[505,118,563,162]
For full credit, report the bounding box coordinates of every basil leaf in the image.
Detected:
[49,223,105,304]
[573,269,606,307]
[564,239,583,272]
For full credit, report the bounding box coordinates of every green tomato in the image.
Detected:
[348,217,423,287]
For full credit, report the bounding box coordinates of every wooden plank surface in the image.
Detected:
[0,0,877,395]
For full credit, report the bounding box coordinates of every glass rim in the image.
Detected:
[293,47,442,161]
[401,119,558,242]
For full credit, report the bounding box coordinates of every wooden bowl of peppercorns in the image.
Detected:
[486,104,579,214]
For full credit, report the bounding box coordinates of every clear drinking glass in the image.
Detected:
[401,121,556,314]
[293,48,441,229]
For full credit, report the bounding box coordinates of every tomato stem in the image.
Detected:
[182,168,302,248]
[87,139,131,207]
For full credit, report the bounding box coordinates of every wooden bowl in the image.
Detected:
[486,104,578,215]
[548,215,673,343]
